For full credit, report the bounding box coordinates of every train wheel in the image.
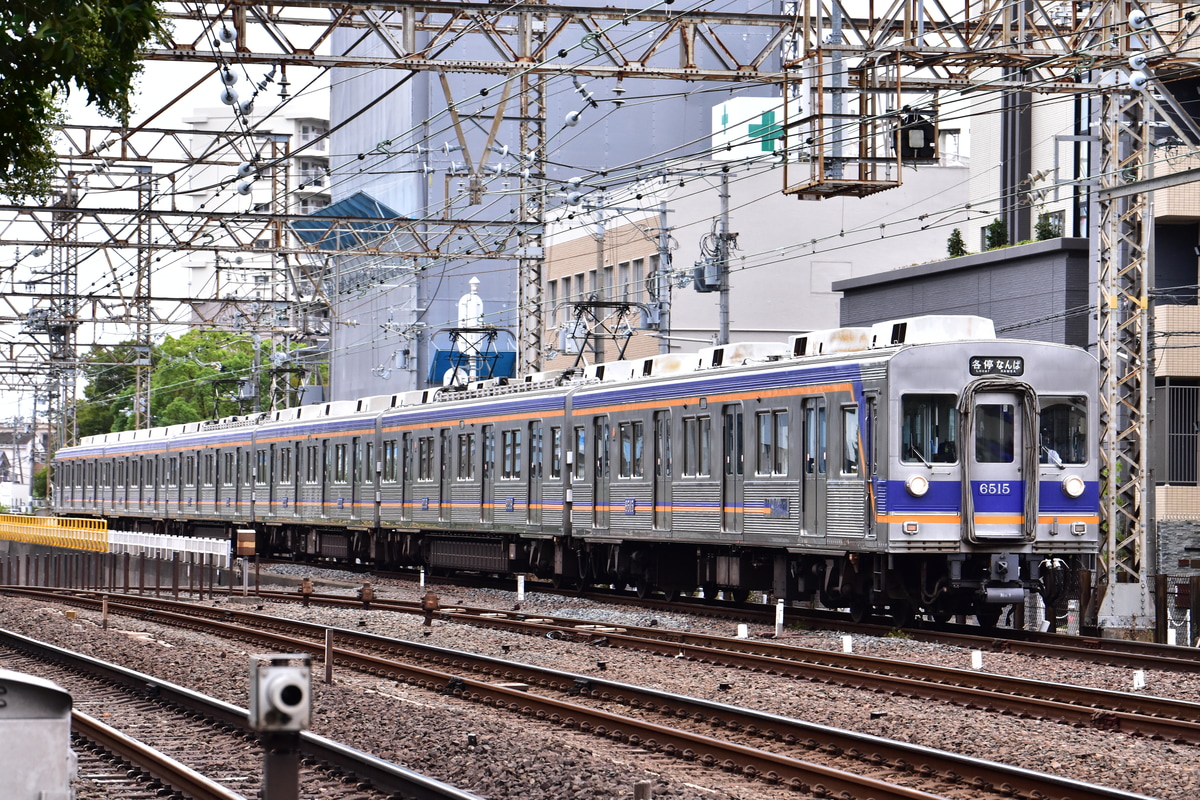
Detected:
[731,588,752,603]
[662,586,681,602]
[635,580,655,599]
[889,601,914,628]
[975,606,1003,629]
[848,596,871,624]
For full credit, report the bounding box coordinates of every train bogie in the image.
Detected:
[53,315,1100,626]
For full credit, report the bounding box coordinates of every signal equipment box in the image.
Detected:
[0,669,76,800]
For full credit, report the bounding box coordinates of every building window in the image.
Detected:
[547,280,558,326]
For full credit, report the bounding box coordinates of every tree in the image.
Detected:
[0,2,167,201]
[984,217,1008,250]
[74,331,275,435]
[946,228,968,257]
[1035,212,1063,240]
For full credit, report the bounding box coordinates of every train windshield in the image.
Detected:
[1039,396,1087,465]
[901,394,959,464]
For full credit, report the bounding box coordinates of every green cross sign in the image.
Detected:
[748,111,781,152]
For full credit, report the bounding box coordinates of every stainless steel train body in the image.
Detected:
[52,316,1100,621]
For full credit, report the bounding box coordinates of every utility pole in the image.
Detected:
[718,171,731,346]
[656,203,673,355]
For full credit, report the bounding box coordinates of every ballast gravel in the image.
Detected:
[0,566,1196,800]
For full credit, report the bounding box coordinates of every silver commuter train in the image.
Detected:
[52,315,1100,623]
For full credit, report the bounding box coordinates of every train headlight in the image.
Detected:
[1061,475,1086,499]
[905,474,930,497]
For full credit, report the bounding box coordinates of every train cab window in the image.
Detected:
[975,404,1015,464]
[756,410,790,476]
[550,427,563,479]
[901,394,959,465]
[458,433,476,480]
[618,421,644,478]
[501,429,522,480]
[1039,396,1087,465]
[572,426,586,480]
[842,407,860,474]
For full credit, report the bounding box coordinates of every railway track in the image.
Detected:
[290,564,1200,671]
[0,627,482,800]
[9,588,1156,800]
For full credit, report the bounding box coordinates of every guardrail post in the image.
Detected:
[188,552,195,598]
[1190,575,1200,647]
[123,552,130,594]
[155,554,162,597]
[172,553,179,600]
[1155,574,1169,644]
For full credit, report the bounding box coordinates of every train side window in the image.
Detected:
[418,437,435,481]
[305,445,319,483]
[550,427,563,479]
[842,407,860,474]
[724,407,744,476]
[618,421,644,478]
[901,394,959,464]
[204,453,214,486]
[458,433,476,480]
[572,426,586,480]
[224,452,235,486]
[334,443,348,483]
[975,404,1015,464]
[1039,396,1087,464]
[682,416,711,477]
[530,421,543,479]
[501,429,522,480]
[256,450,267,484]
[279,449,292,483]
[756,410,790,476]
[364,441,374,480]
[382,439,398,482]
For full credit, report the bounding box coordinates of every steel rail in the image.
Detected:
[0,627,483,800]
[15,590,1157,800]
[71,710,249,800]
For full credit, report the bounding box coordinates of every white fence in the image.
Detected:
[108,531,232,569]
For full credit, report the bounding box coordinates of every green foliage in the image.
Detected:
[0,2,168,201]
[33,465,50,499]
[946,228,968,258]
[1035,212,1062,241]
[75,331,272,435]
[984,217,1008,250]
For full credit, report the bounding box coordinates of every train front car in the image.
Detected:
[880,334,1100,626]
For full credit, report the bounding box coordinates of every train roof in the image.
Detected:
[66,314,1009,451]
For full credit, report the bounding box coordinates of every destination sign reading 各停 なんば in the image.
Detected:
[969,356,1025,376]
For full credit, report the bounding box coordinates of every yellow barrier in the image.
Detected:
[0,515,109,553]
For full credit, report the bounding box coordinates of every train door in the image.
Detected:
[263,444,274,514]
[593,416,611,529]
[481,425,495,523]
[721,404,744,533]
[400,432,412,521]
[528,421,543,525]
[350,437,361,519]
[803,397,827,536]
[967,391,1029,540]
[439,429,451,522]
[653,411,671,529]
